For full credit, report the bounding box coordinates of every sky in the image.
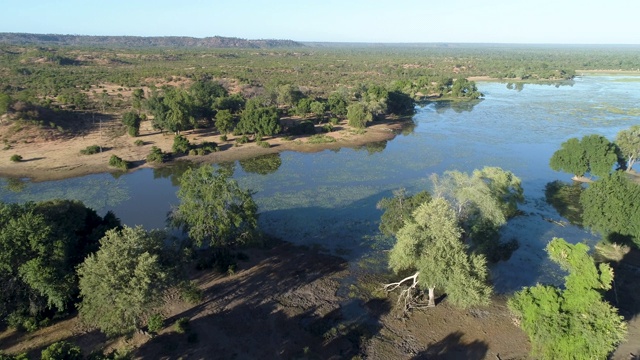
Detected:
[2,0,639,44]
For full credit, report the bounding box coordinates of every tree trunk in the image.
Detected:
[427,287,436,307]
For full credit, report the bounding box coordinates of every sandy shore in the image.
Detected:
[0,117,410,182]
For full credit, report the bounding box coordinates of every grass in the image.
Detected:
[307,134,336,144]
[80,145,101,155]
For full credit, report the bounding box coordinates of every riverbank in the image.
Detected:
[0,116,410,182]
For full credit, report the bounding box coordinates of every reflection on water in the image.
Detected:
[1,76,640,293]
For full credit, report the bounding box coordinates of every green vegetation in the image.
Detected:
[615,125,640,171]
[169,165,258,248]
[146,146,167,163]
[41,341,82,360]
[0,200,119,330]
[77,226,174,336]
[172,134,191,154]
[122,111,141,137]
[80,145,101,155]
[377,189,431,237]
[108,155,130,170]
[549,135,618,178]
[508,238,626,359]
[9,154,22,162]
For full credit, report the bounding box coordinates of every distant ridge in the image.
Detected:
[0,33,304,48]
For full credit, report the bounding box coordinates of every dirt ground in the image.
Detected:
[0,114,406,182]
[0,241,533,360]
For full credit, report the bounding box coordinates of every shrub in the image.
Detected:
[289,120,315,135]
[9,154,22,162]
[329,117,339,125]
[322,124,334,133]
[108,155,130,170]
[257,140,270,148]
[172,134,191,154]
[80,145,101,155]
[41,341,82,360]
[236,135,249,144]
[199,141,218,153]
[6,312,39,332]
[307,134,336,144]
[122,111,141,137]
[146,146,166,163]
[220,134,228,142]
[188,149,197,156]
[134,139,144,146]
[174,317,190,334]
[147,313,164,333]
[180,281,203,304]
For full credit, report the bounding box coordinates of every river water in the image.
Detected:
[2,75,640,293]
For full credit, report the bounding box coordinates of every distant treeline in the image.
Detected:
[0,33,304,48]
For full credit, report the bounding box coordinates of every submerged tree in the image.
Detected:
[384,197,492,310]
[550,135,618,179]
[170,164,258,248]
[508,238,626,359]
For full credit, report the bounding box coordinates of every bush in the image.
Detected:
[257,140,270,148]
[307,134,336,144]
[41,341,82,360]
[180,281,203,304]
[220,134,228,142]
[147,313,164,333]
[188,149,197,156]
[199,141,218,154]
[0,352,28,360]
[122,111,141,137]
[174,317,190,334]
[108,155,130,170]
[9,154,22,162]
[236,135,249,144]
[329,117,339,125]
[6,312,39,332]
[172,134,191,154]
[322,124,334,133]
[134,139,144,146]
[80,145,101,155]
[288,120,315,135]
[146,146,166,163]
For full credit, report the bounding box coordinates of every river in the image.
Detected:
[2,75,640,293]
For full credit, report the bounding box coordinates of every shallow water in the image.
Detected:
[2,76,640,293]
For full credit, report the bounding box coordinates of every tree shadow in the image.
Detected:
[411,331,488,360]
[19,157,46,162]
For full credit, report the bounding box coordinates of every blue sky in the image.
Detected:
[2,0,639,44]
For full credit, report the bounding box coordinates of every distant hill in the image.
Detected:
[0,33,304,48]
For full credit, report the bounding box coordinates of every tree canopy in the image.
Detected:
[549,135,618,178]
[508,238,626,360]
[170,164,258,248]
[387,197,492,309]
[615,125,640,171]
[77,226,172,336]
[235,99,281,137]
[346,102,372,129]
[376,189,431,238]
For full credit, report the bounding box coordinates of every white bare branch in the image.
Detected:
[383,271,429,312]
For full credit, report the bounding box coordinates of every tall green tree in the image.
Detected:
[580,171,640,247]
[77,226,172,336]
[327,92,348,116]
[550,135,618,178]
[170,165,258,248]
[215,109,235,135]
[385,197,491,310]
[149,87,196,134]
[189,78,227,122]
[346,102,372,129]
[122,111,141,137]
[235,99,280,137]
[615,125,640,171]
[0,92,12,115]
[508,238,626,359]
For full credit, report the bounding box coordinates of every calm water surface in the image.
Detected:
[3,76,640,292]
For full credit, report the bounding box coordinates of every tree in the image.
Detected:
[122,111,141,137]
[215,109,235,135]
[346,102,372,129]
[508,238,626,359]
[0,92,12,115]
[0,200,119,327]
[450,79,482,99]
[276,84,303,107]
[472,166,524,218]
[214,94,245,114]
[41,341,82,360]
[580,171,640,247]
[376,189,431,237]
[310,101,326,122]
[131,88,145,114]
[327,92,348,116]
[235,99,280,137]
[295,98,312,116]
[384,197,492,310]
[550,135,618,179]
[170,165,258,248]
[189,78,227,122]
[615,125,640,171]
[77,226,171,336]
[149,87,195,134]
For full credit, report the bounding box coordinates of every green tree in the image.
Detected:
[41,341,82,360]
[385,197,491,310]
[450,79,482,99]
[508,238,626,359]
[327,92,348,116]
[295,98,312,116]
[214,94,245,114]
[149,87,195,134]
[0,200,119,327]
[122,111,141,137]
[310,101,326,122]
[276,84,303,107]
[615,125,640,171]
[189,78,227,121]
[376,189,431,237]
[170,165,258,248]
[77,226,171,336]
[0,92,12,115]
[235,99,280,137]
[214,109,235,135]
[131,88,145,114]
[580,171,640,247]
[346,102,372,129]
[550,135,618,178]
